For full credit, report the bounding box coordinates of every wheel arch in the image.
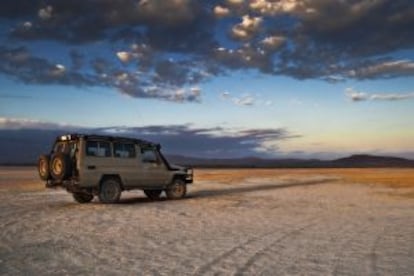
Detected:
[171,173,186,184]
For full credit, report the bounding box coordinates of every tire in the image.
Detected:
[73,192,94,204]
[98,178,122,203]
[165,179,187,200]
[50,153,72,181]
[143,189,162,200]
[38,154,50,181]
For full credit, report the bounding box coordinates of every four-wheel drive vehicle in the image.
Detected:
[38,134,193,203]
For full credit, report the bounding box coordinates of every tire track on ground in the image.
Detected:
[193,217,320,276]
[234,220,319,275]
[368,233,382,276]
[331,217,384,276]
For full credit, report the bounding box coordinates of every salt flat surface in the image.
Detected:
[0,168,413,275]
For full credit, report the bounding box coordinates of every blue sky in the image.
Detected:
[1,0,414,159]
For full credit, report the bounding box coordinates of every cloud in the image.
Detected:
[0,117,77,130]
[116,51,134,63]
[0,0,414,100]
[249,0,302,14]
[345,88,414,102]
[0,46,96,86]
[98,125,294,157]
[231,15,262,40]
[261,36,286,50]
[220,92,274,107]
[213,45,273,73]
[233,95,255,106]
[348,60,414,79]
[227,0,244,6]
[0,117,297,159]
[345,89,367,102]
[38,6,53,20]
[220,91,231,100]
[214,5,230,17]
[0,46,202,103]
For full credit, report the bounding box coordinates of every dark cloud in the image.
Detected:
[0,46,202,102]
[0,46,96,86]
[0,0,413,100]
[274,0,414,79]
[95,125,294,158]
[69,49,84,71]
[0,118,297,161]
[299,1,414,56]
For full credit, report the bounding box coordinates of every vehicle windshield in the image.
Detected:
[140,146,171,169]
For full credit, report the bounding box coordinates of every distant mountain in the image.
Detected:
[168,154,414,168]
[330,154,414,168]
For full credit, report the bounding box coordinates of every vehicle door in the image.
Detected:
[139,147,170,187]
[82,140,113,186]
[112,141,141,187]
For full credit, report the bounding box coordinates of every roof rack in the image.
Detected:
[56,133,158,147]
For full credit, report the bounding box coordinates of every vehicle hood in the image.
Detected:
[169,164,188,172]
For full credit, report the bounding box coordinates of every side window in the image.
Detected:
[86,141,111,157]
[141,148,158,163]
[114,142,136,158]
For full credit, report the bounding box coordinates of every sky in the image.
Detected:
[1,0,414,159]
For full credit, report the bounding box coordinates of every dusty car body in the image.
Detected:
[38,134,193,203]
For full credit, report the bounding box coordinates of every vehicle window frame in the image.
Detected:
[85,140,112,158]
[113,142,136,159]
[141,147,160,164]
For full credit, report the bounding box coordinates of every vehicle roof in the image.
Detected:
[56,133,159,147]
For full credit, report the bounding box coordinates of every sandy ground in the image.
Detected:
[0,167,413,275]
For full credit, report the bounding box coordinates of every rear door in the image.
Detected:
[112,141,141,188]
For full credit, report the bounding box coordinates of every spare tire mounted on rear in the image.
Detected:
[38,154,51,180]
[50,152,72,181]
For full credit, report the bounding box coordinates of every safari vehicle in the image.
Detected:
[37,134,193,203]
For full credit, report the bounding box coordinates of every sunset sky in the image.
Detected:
[1,0,414,159]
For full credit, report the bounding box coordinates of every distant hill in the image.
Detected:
[168,154,414,168]
[330,154,414,168]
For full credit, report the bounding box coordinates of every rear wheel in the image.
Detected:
[99,178,122,203]
[38,154,50,180]
[143,189,162,200]
[50,153,72,181]
[166,179,187,200]
[73,193,93,203]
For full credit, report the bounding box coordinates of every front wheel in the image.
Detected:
[98,178,122,203]
[73,192,94,203]
[165,179,187,200]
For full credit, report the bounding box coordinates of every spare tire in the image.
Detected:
[50,153,72,181]
[38,154,50,181]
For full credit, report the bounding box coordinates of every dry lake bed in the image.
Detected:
[0,167,413,275]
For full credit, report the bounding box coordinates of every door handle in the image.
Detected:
[87,165,96,170]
